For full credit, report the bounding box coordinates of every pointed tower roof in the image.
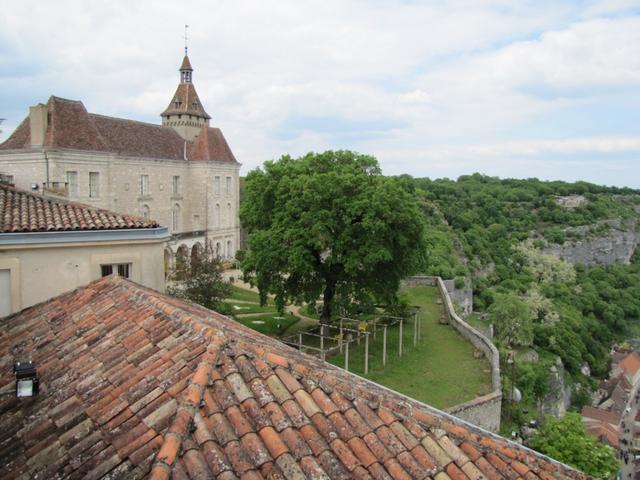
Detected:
[180,54,193,71]
[161,54,211,120]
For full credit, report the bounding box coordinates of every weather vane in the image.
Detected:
[184,24,189,55]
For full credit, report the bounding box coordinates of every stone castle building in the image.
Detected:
[0,52,240,269]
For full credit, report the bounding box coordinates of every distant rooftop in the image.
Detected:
[0,96,235,163]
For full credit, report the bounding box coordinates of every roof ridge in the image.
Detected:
[0,183,159,231]
[89,113,187,132]
[48,95,83,104]
[149,334,226,480]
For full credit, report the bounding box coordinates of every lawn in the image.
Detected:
[328,286,492,409]
[220,301,277,315]
[223,285,299,337]
[225,285,274,305]
[236,312,298,337]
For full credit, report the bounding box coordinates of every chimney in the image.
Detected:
[29,104,48,148]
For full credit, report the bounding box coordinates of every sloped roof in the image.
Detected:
[580,407,620,448]
[0,183,159,233]
[180,55,193,71]
[618,352,640,378]
[0,96,235,163]
[0,276,587,480]
[190,126,237,162]
[581,407,620,426]
[160,83,211,119]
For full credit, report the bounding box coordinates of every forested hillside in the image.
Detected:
[411,173,640,410]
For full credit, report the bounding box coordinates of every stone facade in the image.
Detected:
[0,53,241,266]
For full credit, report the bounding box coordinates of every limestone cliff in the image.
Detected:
[543,218,638,266]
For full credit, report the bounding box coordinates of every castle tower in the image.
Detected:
[161,53,211,141]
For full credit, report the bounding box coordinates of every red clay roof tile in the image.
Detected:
[1,95,238,163]
[0,183,159,233]
[0,276,590,479]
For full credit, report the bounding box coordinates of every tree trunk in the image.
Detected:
[320,281,335,325]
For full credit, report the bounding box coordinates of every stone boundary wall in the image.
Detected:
[404,276,502,432]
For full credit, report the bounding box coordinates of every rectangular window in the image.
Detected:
[214,176,220,195]
[226,176,232,195]
[173,175,181,195]
[0,269,11,317]
[101,263,131,279]
[140,175,149,196]
[89,172,100,198]
[66,171,78,196]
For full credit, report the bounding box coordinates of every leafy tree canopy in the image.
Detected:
[240,150,426,323]
[530,413,618,479]
[489,292,533,347]
[168,247,232,311]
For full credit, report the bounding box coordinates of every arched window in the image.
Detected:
[215,242,221,258]
[226,240,233,259]
[226,203,232,227]
[172,204,181,232]
[215,203,220,227]
[141,204,150,220]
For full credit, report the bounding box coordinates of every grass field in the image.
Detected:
[235,312,298,336]
[223,285,298,337]
[328,286,492,409]
[226,285,274,304]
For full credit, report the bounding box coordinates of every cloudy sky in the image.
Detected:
[1,1,639,187]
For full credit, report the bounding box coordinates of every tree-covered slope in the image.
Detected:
[412,173,640,393]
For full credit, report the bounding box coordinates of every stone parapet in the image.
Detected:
[404,275,502,432]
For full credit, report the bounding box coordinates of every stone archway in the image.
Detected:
[191,242,204,271]
[176,244,189,279]
[164,248,174,278]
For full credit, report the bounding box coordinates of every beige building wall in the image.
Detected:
[0,239,165,314]
[0,149,241,257]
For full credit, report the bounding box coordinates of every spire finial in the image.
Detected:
[184,24,189,55]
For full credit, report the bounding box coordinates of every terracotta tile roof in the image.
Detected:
[189,126,237,162]
[0,183,159,232]
[180,54,193,71]
[581,407,620,426]
[0,117,30,149]
[619,352,640,378]
[160,83,211,120]
[0,276,588,479]
[0,96,236,163]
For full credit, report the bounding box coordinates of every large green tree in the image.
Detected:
[530,413,618,479]
[240,150,426,324]
[489,292,533,347]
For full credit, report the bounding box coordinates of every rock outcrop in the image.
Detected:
[543,219,638,266]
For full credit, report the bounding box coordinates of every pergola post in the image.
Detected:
[345,341,349,372]
[364,333,369,375]
[383,326,387,366]
[399,319,403,357]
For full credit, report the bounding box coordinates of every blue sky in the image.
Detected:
[1,0,639,187]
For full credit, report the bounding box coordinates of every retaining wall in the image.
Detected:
[404,276,502,432]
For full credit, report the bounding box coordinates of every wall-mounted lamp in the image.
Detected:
[14,362,39,398]
[31,183,39,191]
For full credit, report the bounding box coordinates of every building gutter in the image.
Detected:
[0,226,170,246]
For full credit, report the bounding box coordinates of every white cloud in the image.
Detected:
[0,1,639,186]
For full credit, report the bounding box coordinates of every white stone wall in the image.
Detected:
[0,238,165,313]
[0,149,240,258]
